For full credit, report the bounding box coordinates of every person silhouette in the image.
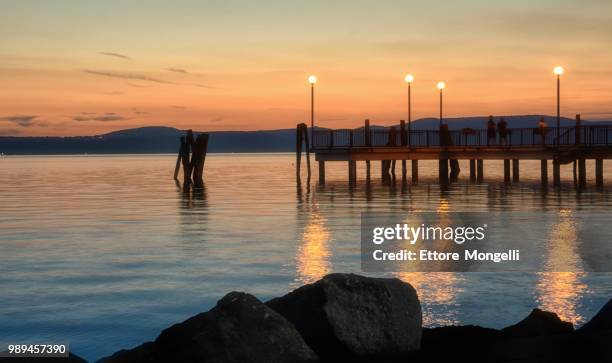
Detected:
[538,118,548,146]
[498,117,508,146]
[487,116,497,146]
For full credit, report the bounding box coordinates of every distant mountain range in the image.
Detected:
[1,115,610,155]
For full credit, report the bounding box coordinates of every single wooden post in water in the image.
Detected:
[366,160,371,183]
[477,159,484,182]
[401,160,407,183]
[504,160,511,183]
[449,160,460,182]
[578,159,586,189]
[596,159,604,188]
[303,124,312,181]
[181,135,192,189]
[391,160,396,179]
[469,159,476,182]
[296,124,303,181]
[174,136,185,180]
[573,160,577,187]
[541,160,548,186]
[411,160,419,183]
[191,133,209,188]
[348,160,357,185]
[512,159,520,183]
[439,159,449,185]
[318,160,325,185]
[553,160,561,186]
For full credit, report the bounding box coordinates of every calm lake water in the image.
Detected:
[1,154,611,361]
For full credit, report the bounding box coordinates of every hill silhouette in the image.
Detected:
[1,115,609,155]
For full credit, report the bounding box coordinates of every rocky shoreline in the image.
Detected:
[16,273,612,363]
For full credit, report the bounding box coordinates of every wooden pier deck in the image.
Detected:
[303,118,612,187]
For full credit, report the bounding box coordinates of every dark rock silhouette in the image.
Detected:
[0,353,87,362]
[580,298,612,333]
[501,308,574,338]
[98,292,318,363]
[266,273,422,361]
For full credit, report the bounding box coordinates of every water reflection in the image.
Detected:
[536,209,588,325]
[296,210,332,284]
[396,195,465,326]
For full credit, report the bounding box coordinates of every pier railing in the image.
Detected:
[312,125,611,149]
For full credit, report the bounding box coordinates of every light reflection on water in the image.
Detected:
[0,154,611,361]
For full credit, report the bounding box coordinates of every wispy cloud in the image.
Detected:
[84,70,174,84]
[99,52,131,60]
[167,68,188,73]
[0,114,38,127]
[0,128,21,136]
[73,112,127,122]
[169,105,186,109]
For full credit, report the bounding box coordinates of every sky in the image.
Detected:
[1,0,612,136]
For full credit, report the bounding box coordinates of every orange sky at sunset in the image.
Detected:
[1,1,612,136]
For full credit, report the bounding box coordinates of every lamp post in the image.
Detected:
[404,74,414,146]
[553,66,564,146]
[437,81,446,128]
[308,75,317,144]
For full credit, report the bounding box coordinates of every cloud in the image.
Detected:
[0,114,38,127]
[84,70,174,84]
[169,105,186,109]
[167,68,188,73]
[73,112,127,122]
[85,70,217,88]
[207,116,224,123]
[0,128,21,136]
[99,52,131,60]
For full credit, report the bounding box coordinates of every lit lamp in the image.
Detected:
[404,74,414,145]
[437,81,446,128]
[553,66,564,145]
[308,75,317,142]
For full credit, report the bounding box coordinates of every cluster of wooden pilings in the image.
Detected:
[173,129,209,189]
[295,123,312,183]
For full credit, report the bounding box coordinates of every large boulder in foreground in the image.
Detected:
[580,299,612,333]
[99,292,318,363]
[502,308,574,338]
[267,273,422,360]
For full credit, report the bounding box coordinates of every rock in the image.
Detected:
[267,273,422,360]
[0,353,87,363]
[99,292,318,363]
[502,308,574,338]
[580,299,612,333]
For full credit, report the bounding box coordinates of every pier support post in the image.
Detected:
[553,160,561,187]
[512,159,519,183]
[449,160,460,182]
[578,159,586,189]
[469,159,476,182]
[411,160,419,183]
[439,159,449,185]
[391,160,397,180]
[402,160,407,183]
[477,159,484,182]
[366,160,371,183]
[348,160,357,185]
[318,161,325,185]
[504,160,511,183]
[596,159,603,188]
[541,160,548,186]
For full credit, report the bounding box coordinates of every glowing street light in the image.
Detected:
[553,66,564,145]
[437,82,446,128]
[404,74,414,145]
[308,75,317,142]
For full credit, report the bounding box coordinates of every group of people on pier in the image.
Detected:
[486,115,549,146]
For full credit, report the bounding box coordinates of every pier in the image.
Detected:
[301,116,612,188]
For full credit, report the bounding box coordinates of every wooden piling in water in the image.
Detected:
[318,160,325,185]
[295,123,311,182]
[191,133,209,188]
[439,159,449,184]
[512,159,519,183]
[578,159,586,189]
[174,136,185,181]
[553,160,561,186]
[366,160,371,183]
[469,159,476,182]
[596,159,603,188]
[477,159,484,182]
[411,160,419,183]
[541,160,548,186]
[181,134,192,188]
[504,160,511,182]
[348,160,357,185]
